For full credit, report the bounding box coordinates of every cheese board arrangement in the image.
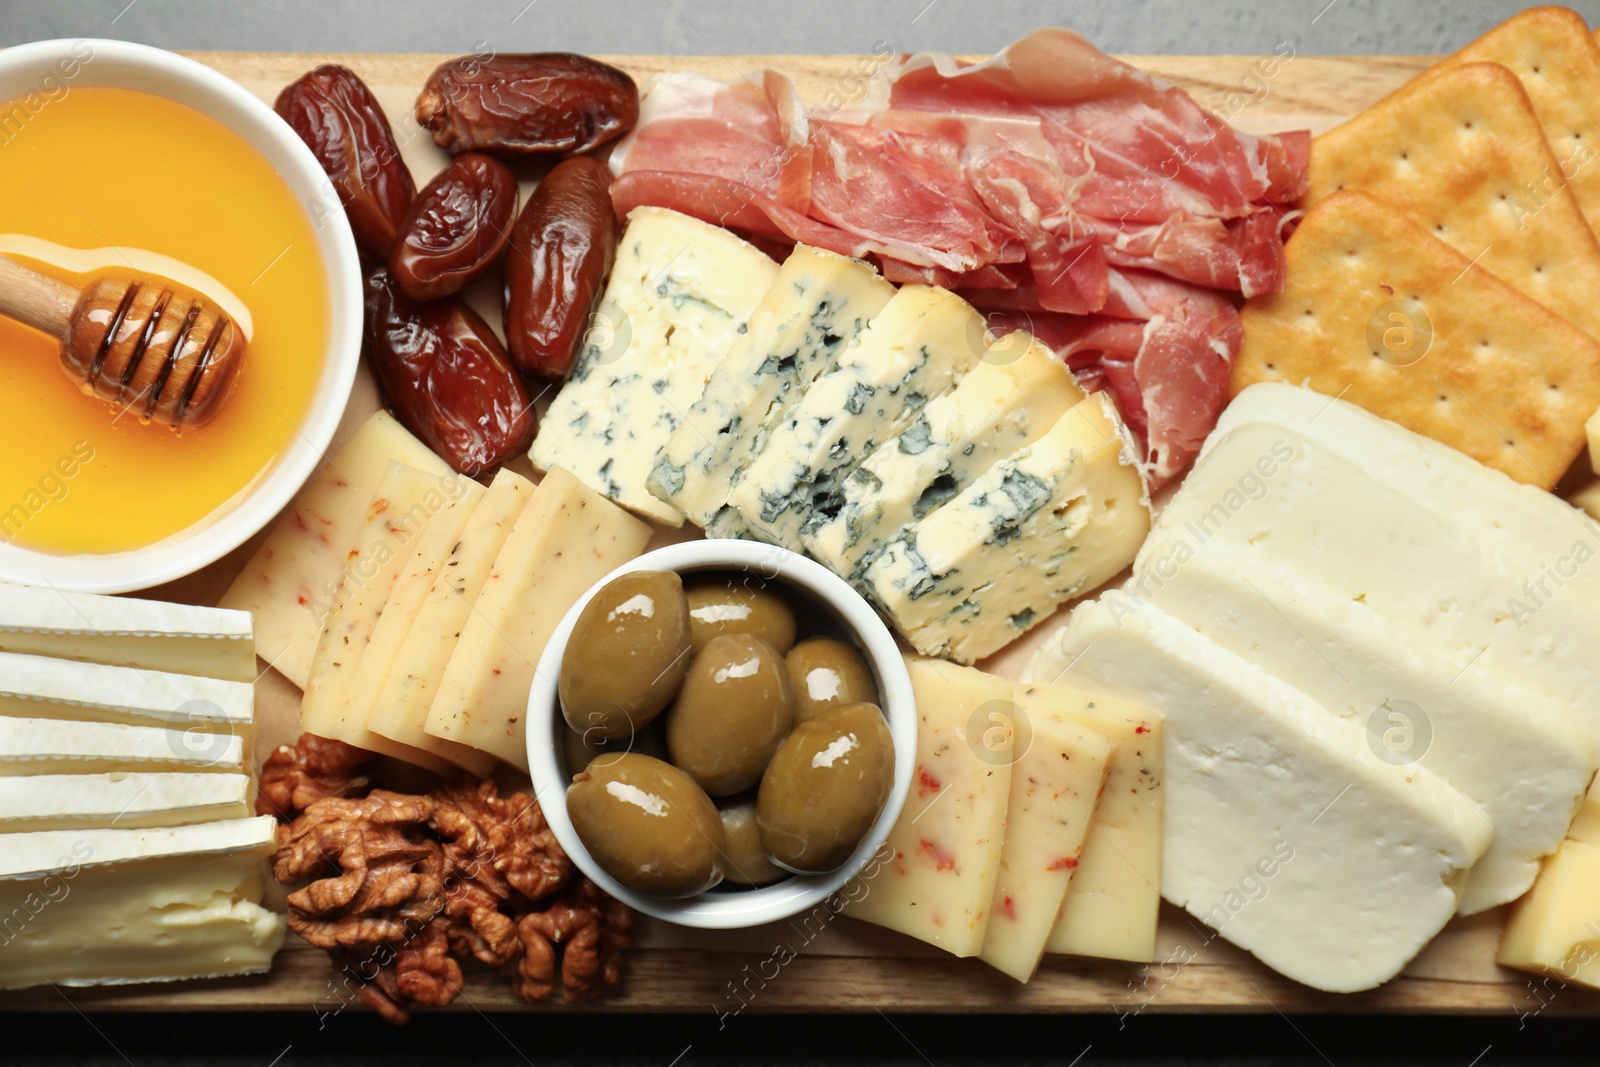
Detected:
[5,4,1600,1020]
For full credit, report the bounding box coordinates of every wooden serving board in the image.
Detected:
[7,49,1586,1019]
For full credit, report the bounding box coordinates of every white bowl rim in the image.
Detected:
[527,539,917,930]
[0,38,362,593]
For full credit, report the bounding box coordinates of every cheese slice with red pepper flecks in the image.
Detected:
[978,701,1112,982]
[843,657,1012,957]
[219,411,453,689]
[1014,681,1165,964]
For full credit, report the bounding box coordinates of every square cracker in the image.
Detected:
[1231,189,1600,489]
[1442,6,1600,231]
[1309,60,1600,340]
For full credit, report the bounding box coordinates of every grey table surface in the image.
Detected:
[2,1,1598,1062]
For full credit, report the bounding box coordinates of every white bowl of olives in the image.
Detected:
[526,539,916,930]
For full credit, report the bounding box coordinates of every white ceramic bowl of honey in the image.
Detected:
[0,39,362,592]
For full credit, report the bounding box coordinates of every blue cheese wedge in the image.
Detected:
[530,207,779,525]
[0,816,284,988]
[647,245,894,529]
[727,285,988,549]
[1131,547,1593,916]
[803,330,1084,578]
[1028,600,1492,994]
[861,394,1149,664]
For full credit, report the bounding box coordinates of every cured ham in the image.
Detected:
[606,30,1308,484]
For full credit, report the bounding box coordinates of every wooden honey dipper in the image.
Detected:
[0,253,247,428]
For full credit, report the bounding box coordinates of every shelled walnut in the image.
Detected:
[265,736,631,1022]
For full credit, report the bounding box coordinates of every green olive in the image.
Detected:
[567,752,725,897]
[785,637,879,723]
[758,702,894,874]
[717,798,788,887]
[560,570,691,740]
[684,574,797,655]
[561,720,668,777]
[666,634,793,796]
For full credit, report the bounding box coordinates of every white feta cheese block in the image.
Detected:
[1009,682,1164,965]
[0,773,252,831]
[0,816,284,988]
[861,394,1149,663]
[367,468,534,770]
[647,244,894,528]
[530,207,780,525]
[728,285,988,549]
[299,463,476,776]
[0,582,254,683]
[843,657,1012,957]
[0,651,253,735]
[0,718,244,776]
[803,330,1084,578]
[1138,416,1600,751]
[1125,547,1593,915]
[977,705,1112,983]
[218,410,452,687]
[1030,600,1492,993]
[426,467,652,769]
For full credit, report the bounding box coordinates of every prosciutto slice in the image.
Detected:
[606,30,1307,484]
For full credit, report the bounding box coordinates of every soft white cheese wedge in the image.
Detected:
[1203,385,1600,751]
[804,330,1083,578]
[0,582,254,683]
[0,717,244,776]
[1029,601,1491,993]
[217,410,453,688]
[1126,547,1593,915]
[425,467,651,769]
[367,468,533,770]
[0,816,284,988]
[860,394,1149,664]
[0,773,251,831]
[977,705,1112,983]
[647,244,895,529]
[531,207,780,525]
[727,285,987,548]
[0,650,253,734]
[843,657,1012,957]
[1010,682,1163,964]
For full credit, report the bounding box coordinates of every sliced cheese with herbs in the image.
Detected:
[0,773,251,831]
[0,717,243,776]
[862,394,1148,664]
[978,703,1112,983]
[728,285,988,549]
[0,582,254,683]
[1498,837,1600,990]
[1031,600,1492,994]
[843,657,1011,957]
[530,207,780,525]
[1131,546,1593,915]
[1010,682,1163,965]
[218,411,452,688]
[0,651,253,735]
[1142,415,1600,751]
[647,245,894,529]
[426,467,652,769]
[0,816,284,988]
[804,331,1084,578]
[367,469,533,772]
[299,463,471,776]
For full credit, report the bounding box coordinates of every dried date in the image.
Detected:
[390,153,518,301]
[503,156,618,379]
[276,65,417,261]
[363,271,535,474]
[414,53,639,159]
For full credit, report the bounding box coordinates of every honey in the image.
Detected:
[0,86,330,555]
